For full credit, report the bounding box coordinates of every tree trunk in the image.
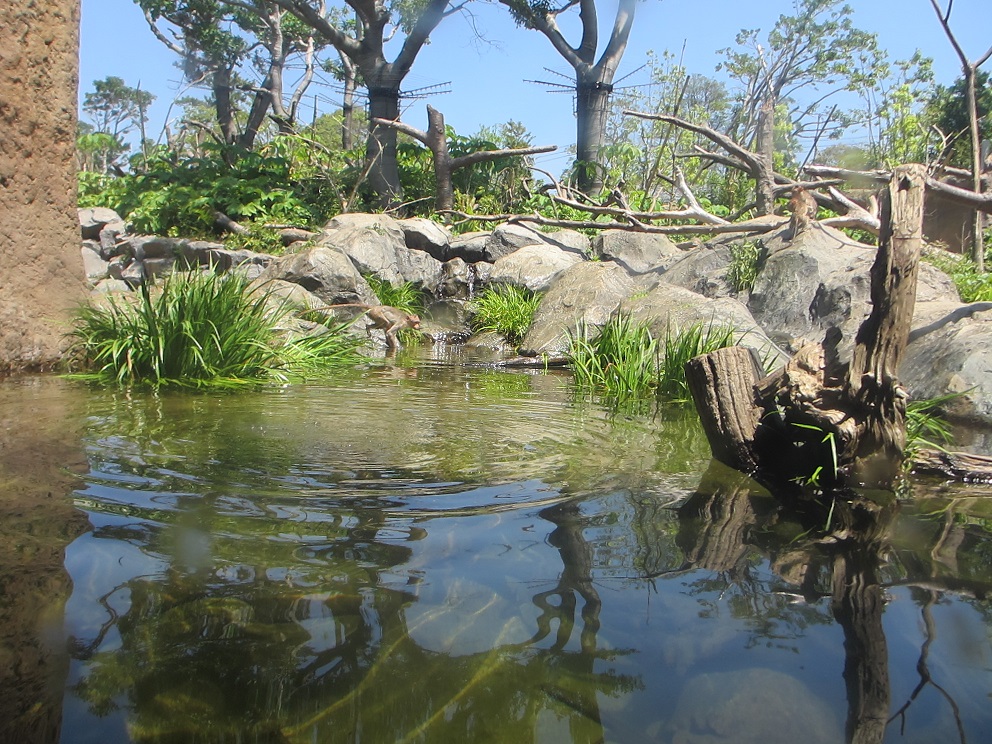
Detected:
[575,77,612,195]
[213,66,237,145]
[366,87,402,208]
[754,97,777,216]
[686,165,928,490]
[966,67,985,270]
[340,54,357,151]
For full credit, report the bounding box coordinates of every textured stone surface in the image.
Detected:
[0,0,85,371]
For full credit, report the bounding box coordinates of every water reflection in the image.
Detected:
[3,372,992,743]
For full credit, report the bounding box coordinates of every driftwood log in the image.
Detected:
[687,164,992,489]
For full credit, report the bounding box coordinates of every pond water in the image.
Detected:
[2,349,992,743]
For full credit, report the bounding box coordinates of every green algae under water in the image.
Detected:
[2,350,992,743]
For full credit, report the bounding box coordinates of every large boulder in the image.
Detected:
[594,230,686,274]
[520,262,636,356]
[447,231,490,263]
[398,217,451,260]
[661,243,735,299]
[319,212,444,291]
[621,284,789,367]
[901,301,992,423]
[748,224,957,351]
[78,206,124,240]
[487,244,584,292]
[482,224,589,263]
[255,245,378,306]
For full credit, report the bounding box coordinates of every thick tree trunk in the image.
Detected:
[366,88,402,208]
[0,0,85,372]
[575,79,612,195]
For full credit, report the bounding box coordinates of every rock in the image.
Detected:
[78,207,123,240]
[398,217,451,260]
[98,222,127,259]
[519,262,636,356]
[448,232,490,263]
[594,229,685,274]
[661,243,735,299]
[319,212,444,291]
[487,243,584,292]
[483,223,545,262]
[748,224,957,351]
[255,245,378,306]
[90,278,131,295]
[621,284,789,367]
[130,235,185,261]
[539,228,592,257]
[902,301,992,423]
[80,242,109,285]
[438,258,475,299]
[666,669,841,744]
[175,240,274,275]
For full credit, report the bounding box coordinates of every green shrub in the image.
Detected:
[569,312,739,403]
[923,248,992,302]
[469,285,541,345]
[68,270,361,387]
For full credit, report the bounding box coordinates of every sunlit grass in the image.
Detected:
[469,284,542,345]
[68,269,362,387]
[569,312,739,403]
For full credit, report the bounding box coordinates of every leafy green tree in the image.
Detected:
[928,70,992,167]
[82,76,156,171]
[138,0,326,151]
[500,0,637,196]
[268,0,470,207]
[605,50,732,208]
[717,0,883,213]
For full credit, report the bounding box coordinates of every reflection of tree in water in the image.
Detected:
[71,488,640,742]
[660,461,989,744]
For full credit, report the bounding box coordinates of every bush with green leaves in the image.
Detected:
[469,285,542,345]
[69,270,362,387]
[569,313,738,403]
[923,247,992,302]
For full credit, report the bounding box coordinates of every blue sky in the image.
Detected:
[79,0,989,172]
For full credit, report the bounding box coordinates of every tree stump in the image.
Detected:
[687,165,928,489]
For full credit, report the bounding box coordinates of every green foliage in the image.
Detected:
[569,314,739,403]
[364,275,425,315]
[68,270,361,387]
[469,285,542,345]
[223,223,288,255]
[927,70,992,167]
[923,248,992,302]
[726,239,764,293]
[81,143,319,236]
[905,393,957,459]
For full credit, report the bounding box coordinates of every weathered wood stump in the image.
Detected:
[687,164,945,489]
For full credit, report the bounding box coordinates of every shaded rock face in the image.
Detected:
[660,244,735,299]
[620,284,789,368]
[748,225,957,352]
[901,301,992,423]
[256,246,378,306]
[520,262,636,356]
[0,0,85,372]
[319,213,444,292]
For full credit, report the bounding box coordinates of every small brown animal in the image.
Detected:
[309,303,421,350]
[788,186,818,239]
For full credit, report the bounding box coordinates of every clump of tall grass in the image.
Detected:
[569,312,738,403]
[726,239,763,293]
[364,274,425,314]
[69,270,362,387]
[469,284,542,345]
[905,392,958,460]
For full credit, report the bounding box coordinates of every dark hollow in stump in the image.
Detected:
[687,164,929,490]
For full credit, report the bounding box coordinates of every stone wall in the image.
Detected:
[0,0,85,372]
